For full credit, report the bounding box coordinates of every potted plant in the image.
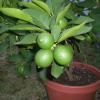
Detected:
[0,0,100,100]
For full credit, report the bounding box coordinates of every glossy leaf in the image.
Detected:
[9,24,47,32]
[77,0,96,8]
[76,26,92,35]
[65,9,76,20]
[73,16,94,24]
[38,69,48,81]
[92,15,100,32]
[74,35,86,41]
[58,22,88,42]
[91,7,100,15]
[51,62,64,78]
[0,33,10,42]
[20,49,33,61]
[9,53,23,63]
[0,27,9,34]
[15,34,36,45]
[32,0,51,16]
[0,8,34,24]
[51,25,61,42]
[23,9,50,29]
[56,3,71,23]
[19,2,45,12]
[0,0,2,7]
[17,63,32,77]
[46,0,66,16]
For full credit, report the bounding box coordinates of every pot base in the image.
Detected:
[46,62,100,100]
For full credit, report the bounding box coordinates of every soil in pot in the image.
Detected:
[48,67,100,86]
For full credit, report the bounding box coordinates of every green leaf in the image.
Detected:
[74,35,86,41]
[93,25,100,33]
[15,34,37,45]
[65,9,76,20]
[9,24,47,32]
[0,27,9,34]
[92,15,100,33]
[19,2,44,11]
[91,7,100,15]
[51,62,64,78]
[32,0,51,16]
[38,69,48,81]
[23,9,50,29]
[0,8,34,24]
[51,24,61,42]
[58,22,89,42]
[46,0,66,16]
[20,49,33,61]
[8,53,23,63]
[0,0,2,7]
[17,63,32,77]
[0,33,10,42]
[76,26,92,35]
[72,16,94,24]
[77,0,96,8]
[49,16,56,29]
[56,3,71,23]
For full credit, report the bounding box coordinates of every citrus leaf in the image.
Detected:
[19,2,45,12]
[23,9,50,29]
[51,25,61,42]
[15,34,36,45]
[46,0,67,16]
[8,53,23,63]
[65,9,76,20]
[56,3,71,23]
[17,63,32,77]
[0,8,34,24]
[58,22,87,42]
[38,69,48,81]
[76,26,92,35]
[92,15,100,33]
[9,24,47,32]
[74,35,86,41]
[0,27,9,34]
[0,0,2,7]
[0,33,10,42]
[77,0,96,8]
[20,49,33,61]
[51,62,64,78]
[72,16,94,24]
[32,0,51,16]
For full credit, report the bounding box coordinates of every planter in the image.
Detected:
[46,62,100,100]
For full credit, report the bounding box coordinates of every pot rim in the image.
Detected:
[46,62,100,93]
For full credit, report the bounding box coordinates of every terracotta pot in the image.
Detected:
[46,62,100,100]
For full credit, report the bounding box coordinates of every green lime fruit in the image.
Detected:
[58,18,68,29]
[37,33,54,49]
[54,45,73,66]
[35,49,53,68]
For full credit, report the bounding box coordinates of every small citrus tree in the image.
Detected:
[0,0,94,79]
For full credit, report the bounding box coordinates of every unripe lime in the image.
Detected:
[37,33,54,49]
[35,49,53,68]
[54,45,73,66]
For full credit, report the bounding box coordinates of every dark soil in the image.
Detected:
[49,67,100,86]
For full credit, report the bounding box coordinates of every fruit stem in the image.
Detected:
[51,43,57,50]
